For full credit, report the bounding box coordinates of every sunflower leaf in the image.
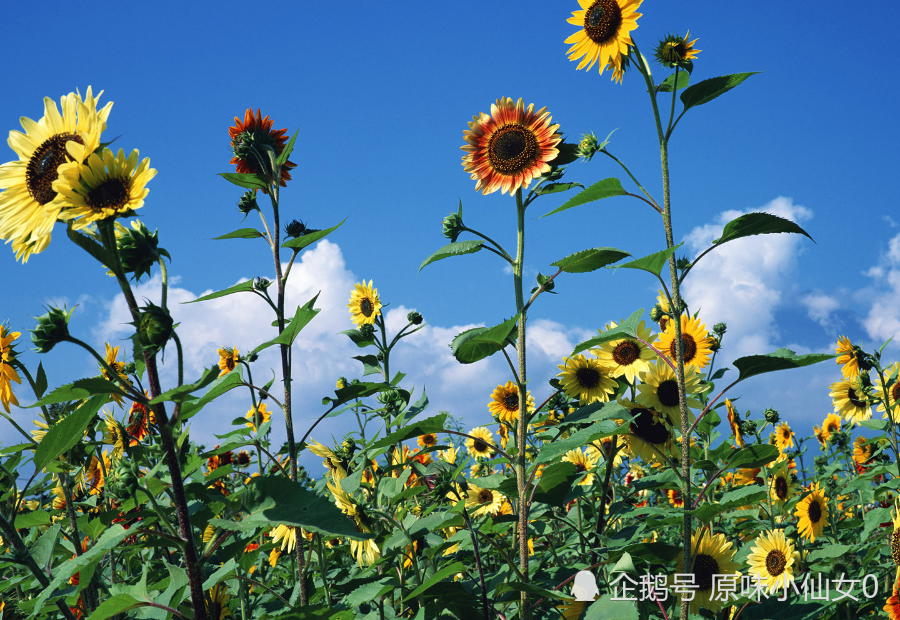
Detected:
[252,294,320,355]
[179,367,244,422]
[534,418,631,465]
[585,594,639,620]
[281,218,346,251]
[713,212,814,246]
[680,72,761,112]
[66,226,115,271]
[532,182,583,196]
[531,461,578,507]
[30,379,127,407]
[277,126,299,166]
[150,365,219,404]
[212,227,265,240]
[370,413,447,450]
[614,243,683,277]
[657,71,690,93]
[322,381,393,408]
[540,177,627,218]
[551,247,631,273]
[733,348,836,383]
[186,279,256,303]
[33,395,104,472]
[571,308,645,355]
[725,444,779,469]
[450,315,519,364]
[418,240,484,274]
[353,354,382,377]
[218,172,271,190]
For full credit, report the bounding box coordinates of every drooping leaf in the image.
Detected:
[84,595,144,620]
[67,226,114,270]
[450,314,519,364]
[353,354,382,377]
[551,247,631,274]
[733,348,835,383]
[535,418,630,464]
[218,172,270,190]
[212,228,266,240]
[541,178,627,218]
[616,243,683,277]
[713,212,814,246]
[33,396,105,472]
[418,240,484,273]
[571,308,645,355]
[282,219,346,251]
[680,72,760,112]
[150,365,219,404]
[402,561,466,601]
[186,279,256,304]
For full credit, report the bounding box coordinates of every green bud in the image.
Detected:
[763,408,780,424]
[116,220,168,282]
[650,304,665,323]
[376,351,385,362]
[713,322,727,336]
[285,219,306,238]
[358,324,375,339]
[742,420,758,435]
[442,211,464,242]
[340,438,356,455]
[247,352,258,363]
[254,277,271,291]
[237,190,259,217]
[407,311,423,325]
[675,256,690,270]
[133,301,174,356]
[31,305,74,353]
[110,459,141,502]
[576,132,600,162]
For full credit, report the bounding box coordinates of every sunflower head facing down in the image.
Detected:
[347,280,382,327]
[670,528,740,614]
[565,0,643,75]
[556,355,617,404]
[488,381,535,424]
[747,529,796,593]
[794,482,829,542]
[228,108,296,192]
[821,412,842,441]
[461,97,562,196]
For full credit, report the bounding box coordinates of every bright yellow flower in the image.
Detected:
[821,412,842,441]
[655,314,713,370]
[671,528,740,614]
[835,335,862,379]
[271,524,297,553]
[100,342,132,407]
[465,427,494,460]
[747,529,796,593]
[0,326,22,412]
[774,422,794,452]
[347,280,382,327]
[562,448,597,485]
[245,403,271,433]
[464,483,505,518]
[635,358,703,416]
[725,399,744,448]
[565,0,642,76]
[488,381,535,423]
[794,482,829,542]
[591,319,655,384]
[217,346,239,377]
[556,355,617,404]
[829,379,871,425]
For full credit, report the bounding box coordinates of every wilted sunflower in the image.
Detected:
[821,412,842,441]
[774,422,794,452]
[671,528,740,614]
[654,31,701,69]
[655,314,713,370]
[795,482,829,542]
[0,325,21,413]
[217,346,239,377]
[465,427,494,459]
[725,399,744,448]
[591,320,655,383]
[562,448,598,486]
[769,465,796,510]
[100,343,132,407]
[228,108,296,191]
[620,398,678,464]
[0,88,112,262]
[347,280,382,327]
[747,529,796,593]
[556,355,616,404]
[488,381,535,423]
[460,97,562,196]
[464,483,505,518]
[829,379,871,425]
[885,578,900,620]
[53,148,156,229]
[635,358,703,416]
[565,0,642,75]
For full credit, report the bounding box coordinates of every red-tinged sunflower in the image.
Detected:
[853,436,875,470]
[666,488,683,508]
[228,108,296,192]
[126,396,151,446]
[461,97,562,196]
[885,578,900,620]
[565,0,642,75]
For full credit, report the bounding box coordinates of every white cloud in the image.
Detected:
[861,230,900,347]
[800,292,840,329]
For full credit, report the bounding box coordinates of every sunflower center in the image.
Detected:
[477,489,493,504]
[574,460,588,473]
[487,125,538,175]
[584,0,623,44]
[808,499,822,523]
[657,379,680,408]
[360,298,375,317]
[575,366,602,389]
[847,387,866,408]
[765,550,786,576]
[225,357,236,370]
[87,177,131,213]
[663,41,688,62]
[630,407,670,444]
[774,476,788,500]
[473,439,488,453]
[612,340,640,366]
[669,334,698,364]
[891,530,900,565]
[891,383,900,405]
[423,435,436,446]
[503,393,520,412]
[693,553,719,592]
[26,133,84,205]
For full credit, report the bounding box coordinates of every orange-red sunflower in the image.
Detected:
[461,97,562,196]
[228,109,296,192]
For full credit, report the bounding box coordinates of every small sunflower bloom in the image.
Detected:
[835,335,865,379]
[100,343,133,407]
[821,412,842,441]
[0,325,22,412]
[654,31,701,70]
[655,314,713,370]
[557,355,616,404]
[465,427,494,460]
[747,529,796,593]
[636,359,703,416]
[829,379,871,426]
[464,483,505,518]
[488,381,535,423]
[417,433,438,449]
[794,482,829,542]
[725,399,744,448]
[774,422,794,452]
[591,320,655,384]
[565,0,642,76]
[347,280,382,327]
[245,403,271,433]
[217,346,239,377]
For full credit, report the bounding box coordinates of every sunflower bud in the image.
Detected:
[407,311,423,325]
[133,302,174,356]
[654,31,701,71]
[237,190,259,217]
[336,377,348,390]
[254,277,271,292]
[713,322,727,336]
[285,219,306,239]
[110,459,141,502]
[576,132,600,162]
[358,324,375,340]
[763,408,780,424]
[116,221,168,282]
[442,211,465,242]
[376,351,384,362]
[247,352,258,363]
[232,132,275,180]
[340,438,356,456]
[31,305,74,353]
[650,304,665,323]
[833,431,850,449]
[742,420,758,435]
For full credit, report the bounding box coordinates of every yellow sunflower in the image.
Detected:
[205,583,232,620]
[829,379,871,425]
[794,482,829,542]
[635,358,703,416]
[565,0,642,75]
[877,362,900,420]
[821,412,842,441]
[464,483,505,518]
[591,320,655,384]
[774,422,794,452]
[620,398,679,464]
[82,450,112,496]
[271,524,297,553]
[102,412,125,460]
[852,436,875,469]
[488,381,535,423]
[0,88,112,262]
[562,448,598,486]
[245,403,271,433]
[0,325,22,413]
[768,465,797,511]
[327,467,381,567]
[465,427,494,459]
[460,97,562,196]
[586,436,623,468]
[53,148,155,229]
[556,355,616,404]
[654,31,701,68]
[747,529,796,593]
[556,600,588,620]
[812,424,827,449]
[835,335,863,379]
[217,346,239,377]
[734,468,762,486]
[417,433,438,449]
[347,280,382,327]
[666,489,683,508]
[100,343,132,407]
[725,399,744,448]
[440,445,458,464]
[671,528,740,615]
[890,498,900,569]
[655,314,713,370]
[497,423,509,449]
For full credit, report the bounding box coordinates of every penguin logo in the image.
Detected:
[571,570,600,601]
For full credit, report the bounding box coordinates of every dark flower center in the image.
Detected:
[477,489,493,504]
[657,379,680,407]
[630,407,670,445]
[360,298,374,317]
[847,387,866,408]
[693,553,719,591]
[612,340,640,366]
[574,460,588,473]
[503,393,520,412]
[766,550,786,576]
[774,476,788,500]
[662,40,689,62]
[575,366,602,389]
[473,440,488,453]
[891,383,900,405]
[584,0,623,43]
[669,334,698,364]
[487,125,538,174]
[423,434,436,446]
[225,356,236,370]
[891,530,900,565]
[27,133,83,205]
[87,177,130,212]
[808,499,822,523]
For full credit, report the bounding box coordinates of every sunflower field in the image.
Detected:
[1,2,899,620]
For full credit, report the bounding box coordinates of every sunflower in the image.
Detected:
[460,97,562,196]
[126,397,151,446]
[565,0,642,76]
[0,325,21,412]
[347,280,382,327]
[586,436,623,468]
[591,320,655,384]
[228,108,296,191]
[53,148,155,229]
[654,31,701,69]
[829,379,871,425]
[747,529,796,593]
[0,88,112,262]
[835,335,865,380]
[769,465,797,511]
[217,346,239,377]
[821,412,842,441]
[245,403,270,433]
[890,498,900,569]
[464,483,505,518]
[885,578,900,620]
[635,358,703,416]
[666,489,683,508]
[103,412,125,460]
[556,356,616,404]
[725,399,744,448]
[488,381,535,423]
[734,468,762,486]
[562,448,598,486]
[812,424,827,449]
[655,314,713,370]
[670,528,740,615]
[620,398,678,464]
[774,422,794,452]
[100,343,132,407]
[794,482,829,542]
[417,433,438,449]
[853,436,875,469]
[205,583,232,620]
[497,423,509,449]
[465,427,494,459]
[82,451,112,496]
[440,446,458,464]
[271,524,297,553]
[877,362,900,420]
[327,467,381,567]
[654,290,671,331]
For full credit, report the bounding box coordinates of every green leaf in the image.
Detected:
[541,178,627,218]
[321,381,391,408]
[84,594,143,620]
[532,182,584,196]
[353,354,382,377]
[282,219,346,251]
[418,240,484,273]
[212,227,266,240]
[733,348,836,383]
[31,379,127,407]
[536,418,630,464]
[186,278,256,304]
[33,396,104,472]
[551,247,631,274]
[14,509,51,529]
[807,544,852,562]
[713,212,814,246]
[371,414,447,450]
[657,71,690,93]
[571,308,645,355]
[532,461,579,507]
[251,294,320,356]
[585,594,639,620]
[402,561,466,601]
[179,367,245,421]
[726,444,779,469]
[550,142,580,167]
[67,226,114,271]
[277,127,299,166]
[680,72,761,112]
[495,581,568,601]
[862,506,891,540]
[218,172,270,190]
[691,485,767,523]
[860,419,889,431]
[616,243,683,278]
[451,314,519,364]
[150,365,219,404]
[35,362,47,398]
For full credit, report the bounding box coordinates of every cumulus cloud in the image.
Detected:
[800,292,840,330]
[861,230,900,348]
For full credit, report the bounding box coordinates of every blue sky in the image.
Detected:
[2,1,899,467]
